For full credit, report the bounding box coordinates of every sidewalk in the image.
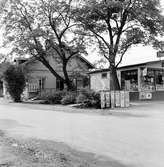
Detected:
[1,97,164,116]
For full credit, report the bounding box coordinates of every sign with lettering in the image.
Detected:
[157,51,164,58]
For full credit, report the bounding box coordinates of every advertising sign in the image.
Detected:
[139,92,152,100]
[157,51,164,58]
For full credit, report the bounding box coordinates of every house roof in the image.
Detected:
[118,60,164,70]
[89,60,164,74]
[21,55,95,69]
[89,68,110,74]
[78,56,94,69]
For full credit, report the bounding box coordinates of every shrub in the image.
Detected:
[3,65,26,102]
[76,89,101,108]
[40,91,66,104]
[76,93,86,104]
[61,93,76,105]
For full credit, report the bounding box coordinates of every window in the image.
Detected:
[155,70,164,90]
[141,68,155,91]
[101,73,107,79]
[56,79,64,90]
[162,61,164,67]
[121,69,138,91]
[39,77,45,90]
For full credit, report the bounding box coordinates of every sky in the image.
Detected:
[0,0,164,67]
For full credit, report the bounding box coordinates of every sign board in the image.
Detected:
[142,68,147,76]
[146,92,152,99]
[139,92,152,100]
[157,51,164,58]
[139,92,146,100]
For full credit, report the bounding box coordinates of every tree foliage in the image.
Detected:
[73,0,164,90]
[3,65,26,102]
[1,0,87,90]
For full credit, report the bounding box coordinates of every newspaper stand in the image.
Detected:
[100,90,129,109]
[105,91,111,108]
[110,91,115,109]
[115,91,121,107]
[100,91,106,109]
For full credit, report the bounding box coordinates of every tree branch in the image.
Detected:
[90,29,110,49]
[116,43,132,67]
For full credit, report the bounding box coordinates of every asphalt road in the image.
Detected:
[0,99,164,167]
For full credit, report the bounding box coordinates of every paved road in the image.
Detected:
[0,99,164,167]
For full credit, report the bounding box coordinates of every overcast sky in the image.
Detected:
[0,0,164,66]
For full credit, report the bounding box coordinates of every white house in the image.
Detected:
[89,69,110,92]
[19,54,94,98]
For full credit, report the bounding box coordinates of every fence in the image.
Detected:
[100,90,130,109]
[39,88,82,97]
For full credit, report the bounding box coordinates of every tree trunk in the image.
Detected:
[39,56,65,82]
[110,64,120,90]
[62,61,75,91]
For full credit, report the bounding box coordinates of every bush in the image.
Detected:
[76,94,86,104]
[3,65,26,102]
[61,93,76,105]
[40,91,66,104]
[76,89,101,108]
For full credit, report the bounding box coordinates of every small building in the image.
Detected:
[89,69,110,92]
[89,60,164,101]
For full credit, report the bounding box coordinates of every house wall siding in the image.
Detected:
[90,71,110,91]
[25,55,91,91]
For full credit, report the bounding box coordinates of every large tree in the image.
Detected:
[1,0,86,90]
[73,0,164,90]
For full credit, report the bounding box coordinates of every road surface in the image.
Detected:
[0,99,164,167]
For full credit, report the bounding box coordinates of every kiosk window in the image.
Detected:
[101,73,107,79]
